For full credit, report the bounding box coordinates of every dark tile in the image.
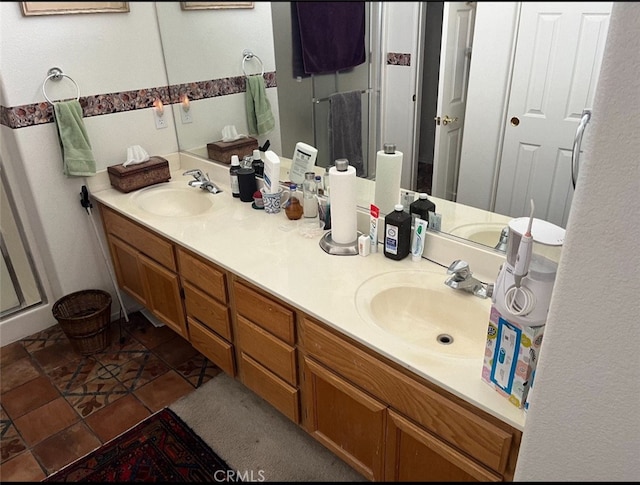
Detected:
[85,394,151,443]
[1,419,27,464]
[13,397,79,447]
[0,357,41,394]
[46,356,105,393]
[175,354,221,388]
[21,325,67,354]
[0,450,46,481]
[134,370,194,413]
[2,375,60,420]
[94,332,147,366]
[127,317,176,349]
[152,335,198,368]
[0,341,29,367]
[115,353,169,391]
[64,375,128,419]
[30,339,78,373]
[33,422,101,475]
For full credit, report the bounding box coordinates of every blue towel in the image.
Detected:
[245,75,275,136]
[328,90,365,177]
[53,100,96,176]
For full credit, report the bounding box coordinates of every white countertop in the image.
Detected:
[90,152,526,431]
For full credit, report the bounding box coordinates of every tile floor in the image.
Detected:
[0,311,221,481]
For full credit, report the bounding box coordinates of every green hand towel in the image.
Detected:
[53,100,97,177]
[245,75,275,136]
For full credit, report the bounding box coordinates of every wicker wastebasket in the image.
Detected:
[52,289,112,355]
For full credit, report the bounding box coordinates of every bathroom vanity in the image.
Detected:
[91,153,525,482]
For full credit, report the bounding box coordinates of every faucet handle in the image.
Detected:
[183,169,204,179]
[447,259,470,279]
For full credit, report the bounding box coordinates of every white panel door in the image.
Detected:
[495,2,611,227]
[431,1,475,201]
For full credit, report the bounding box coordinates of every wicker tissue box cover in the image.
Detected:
[107,156,171,193]
[207,136,258,164]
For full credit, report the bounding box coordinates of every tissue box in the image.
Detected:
[481,305,545,409]
[107,156,171,193]
[206,137,258,164]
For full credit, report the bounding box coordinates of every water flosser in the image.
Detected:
[513,200,535,288]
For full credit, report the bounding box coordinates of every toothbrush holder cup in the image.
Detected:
[260,187,289,214]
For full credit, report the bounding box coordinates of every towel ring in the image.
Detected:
[42,67,80,104]
[242,49,264,77]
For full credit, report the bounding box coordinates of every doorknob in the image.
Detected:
[434,115,458,126]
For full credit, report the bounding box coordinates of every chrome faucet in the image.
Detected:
[445,259,493,299]
[494,227,509,252]
[183,169,222,194]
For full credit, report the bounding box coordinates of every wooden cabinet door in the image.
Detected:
[385,409,502,482]
[139,253,187,338]
[107,236,147,307]
[302,356,385,482]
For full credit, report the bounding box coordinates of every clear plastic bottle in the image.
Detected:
[229,155,240,198]
[284,183,303,220]
[384,204,412,260]
[303,172,318,219]
[323,166,331,197]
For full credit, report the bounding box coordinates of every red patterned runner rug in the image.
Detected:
[43,408,239,482]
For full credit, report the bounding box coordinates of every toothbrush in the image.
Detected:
[514,199,535,288]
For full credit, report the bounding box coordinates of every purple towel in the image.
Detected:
[295,2,366,75]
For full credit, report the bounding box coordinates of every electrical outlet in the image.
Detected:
[154,110,167,129]
[180,109,193,124]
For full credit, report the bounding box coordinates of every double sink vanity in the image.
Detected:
[89,152,525,482]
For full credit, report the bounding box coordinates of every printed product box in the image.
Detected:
[481,304,545,409]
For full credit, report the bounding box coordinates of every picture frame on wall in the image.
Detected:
[20,2,129,16]
[180,2,254,10]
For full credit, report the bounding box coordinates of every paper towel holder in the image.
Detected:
[319,231,363,256]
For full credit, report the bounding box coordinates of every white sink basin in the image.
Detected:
[131,184,215,217]
[449,222,507,248]
[355,270,491,359]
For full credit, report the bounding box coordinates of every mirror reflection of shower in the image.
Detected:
[0,161,45,319]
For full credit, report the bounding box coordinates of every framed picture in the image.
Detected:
[180,2,254,10]
[21,2,129,16]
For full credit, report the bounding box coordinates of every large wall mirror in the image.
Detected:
[155,1,612,250]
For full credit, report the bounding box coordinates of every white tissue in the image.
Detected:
[123,145,150,167]
[222,125,247,142]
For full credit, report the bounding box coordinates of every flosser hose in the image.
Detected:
[81,185,129,324]
[505,199,536,316]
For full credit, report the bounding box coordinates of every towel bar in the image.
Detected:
[42,67,80,104]
[313,88,371,104]
[242,49,264,77]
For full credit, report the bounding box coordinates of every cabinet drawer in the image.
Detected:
[184,282,231,340]
[177,248,227,303]
[302,317,513,474]
[236,315,297,386]
[101,206,176,271]
[386,409,501,482]
[240,353,299,424]
[233,281,295,345]
[188,317,235,376]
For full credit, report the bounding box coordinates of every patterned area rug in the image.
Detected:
[43,408,239,482]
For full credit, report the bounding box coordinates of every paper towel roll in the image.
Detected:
[374,145,403,215]
[329,160,357,244]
